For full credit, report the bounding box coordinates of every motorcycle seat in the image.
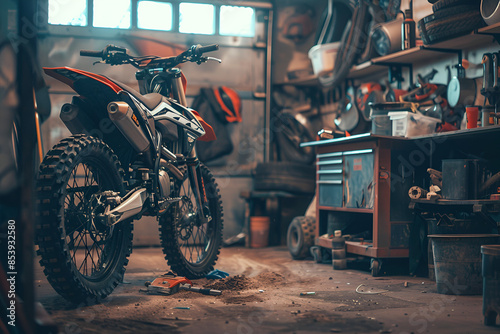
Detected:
[105,76,164,110]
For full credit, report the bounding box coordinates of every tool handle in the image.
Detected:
[181,285,222,296]
[483,53,493,90]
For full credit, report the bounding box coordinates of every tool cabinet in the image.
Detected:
[303,134,418,276]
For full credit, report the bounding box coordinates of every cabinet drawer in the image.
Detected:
[317,152,343,207]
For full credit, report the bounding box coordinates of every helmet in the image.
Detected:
[213,86,242,123]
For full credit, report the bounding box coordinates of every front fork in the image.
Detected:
[170,68,210,224]
[187,147,211,224]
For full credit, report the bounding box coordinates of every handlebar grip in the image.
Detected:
[197,44,219,54]
[80,50,104,58]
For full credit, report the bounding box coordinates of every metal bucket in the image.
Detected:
[482,244,500,326]
[429,234,500,295]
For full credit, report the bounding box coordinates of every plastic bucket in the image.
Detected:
[308,42,340,77]
[429,234,500,295]
[250,216,271,248]
[482,245,500,326]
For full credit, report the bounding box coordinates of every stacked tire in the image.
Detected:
[331,230,347,270]
[419,0,485,45]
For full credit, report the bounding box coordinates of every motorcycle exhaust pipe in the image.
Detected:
[60,103,97,135]
[107,101,151,154]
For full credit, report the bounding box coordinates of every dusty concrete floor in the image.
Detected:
[35,246,499,334]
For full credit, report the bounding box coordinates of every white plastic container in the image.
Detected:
[388,111,441,137]
[308,42,340,77]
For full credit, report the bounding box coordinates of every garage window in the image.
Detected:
[179,3,215,35]
[137,1,173,31]
[48,0,87,26]
[220,5,255,37]
[93,0,131,29]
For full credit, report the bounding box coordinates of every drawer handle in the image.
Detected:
[317,180,342,185]
[317,159,343,166]
[318,170,342,174]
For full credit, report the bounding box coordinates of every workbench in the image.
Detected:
[302,126,500,276]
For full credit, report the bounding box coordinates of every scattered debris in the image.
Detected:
[426,191,441,200]
[204,275,252,291]
[404,282,409,288]
[173,307,190,310]
[259,290,265,293]
[355,284,388,295]
[300,292,316,296]
[429,185,441,193]
[162,317,193,321]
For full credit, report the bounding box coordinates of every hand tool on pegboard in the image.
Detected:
[145,274,222,296]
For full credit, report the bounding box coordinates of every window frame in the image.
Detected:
[43,0,268,38]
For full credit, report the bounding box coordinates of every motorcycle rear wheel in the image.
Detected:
[159,163,223,278]
[35,135,133,304]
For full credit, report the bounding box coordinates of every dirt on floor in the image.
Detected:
[34,247,500,334]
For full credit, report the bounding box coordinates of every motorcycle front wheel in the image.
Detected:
[159,163,223,278]
[35,135,133,304]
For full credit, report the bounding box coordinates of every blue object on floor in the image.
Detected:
[206,269,229,279]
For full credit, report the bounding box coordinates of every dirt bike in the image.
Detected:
[35,44,224,303]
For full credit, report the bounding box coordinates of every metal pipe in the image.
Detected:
[16,0,37,330]
[264,7,273,163]
[161,146,177,161]
[171,74,188,107]
[108,101,150,153]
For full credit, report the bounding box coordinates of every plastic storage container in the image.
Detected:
[388,111,440,137]
[308,42,340,77]
[429,234,500,295]
[370,102,412,136]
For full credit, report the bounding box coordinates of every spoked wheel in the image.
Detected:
[159,163,223,278]
[35,135,133,304]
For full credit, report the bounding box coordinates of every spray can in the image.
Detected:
[402,8,416,50]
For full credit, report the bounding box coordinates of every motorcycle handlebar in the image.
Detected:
[197,44,219,54]
[80,50,104,58]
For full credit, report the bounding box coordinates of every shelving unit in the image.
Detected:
[274,27,498,88]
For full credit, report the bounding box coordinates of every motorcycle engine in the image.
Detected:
[158,169,171,198]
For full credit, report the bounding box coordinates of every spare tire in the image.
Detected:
[418,5,485,45]
[422,5,479,25]
[287,216,316,260]
[254,162,316,194]
[432,0,480,13]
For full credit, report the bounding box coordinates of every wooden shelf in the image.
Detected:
[348,61,386,79]
[373,34,495,66]
[478,22,500,35]
[318,205,373,214]
[273,75,318,87]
